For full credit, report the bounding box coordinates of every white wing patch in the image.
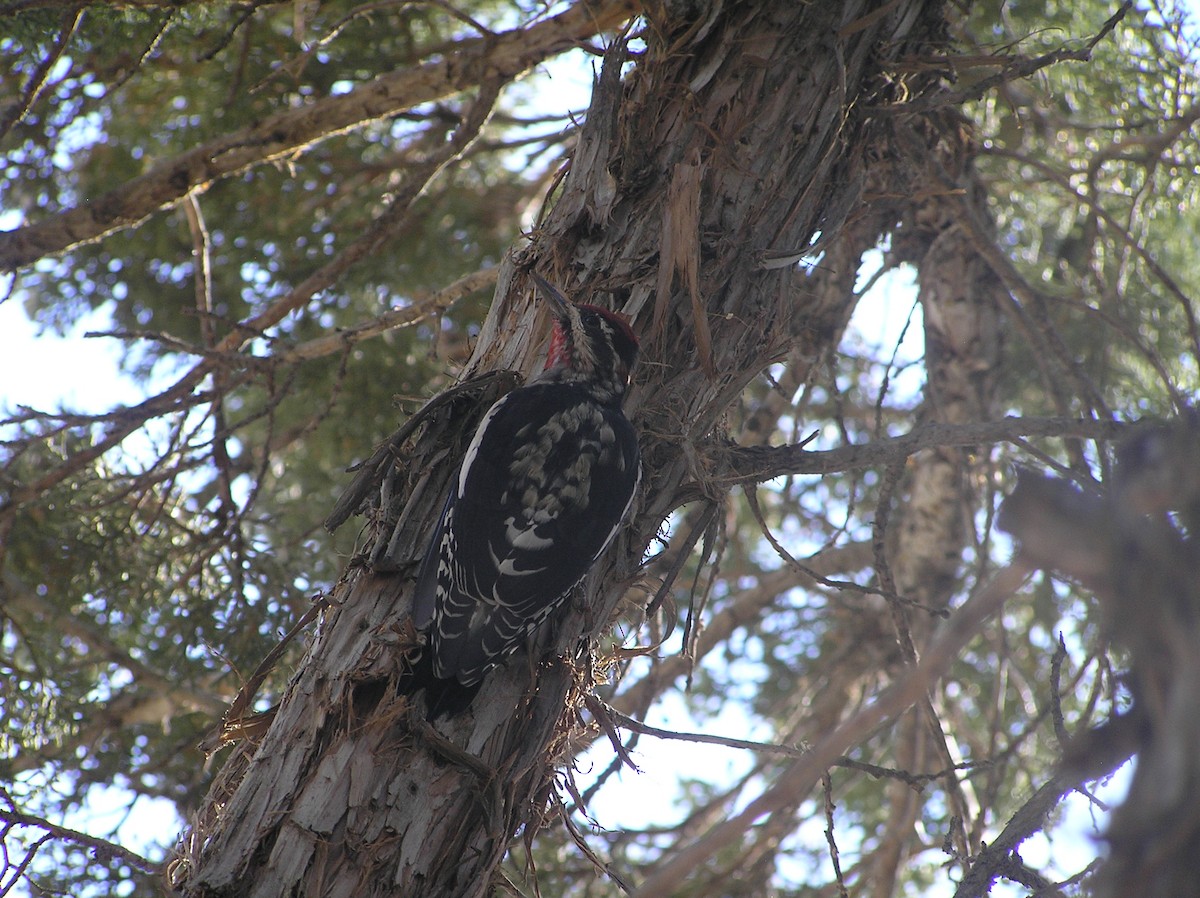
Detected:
[458,394,512,495]
[497,556,547,578]
[506,516,553,550]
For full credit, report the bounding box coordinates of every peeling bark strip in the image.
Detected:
[173,3,949,896]
[0,0,637,272]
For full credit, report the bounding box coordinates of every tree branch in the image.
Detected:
[593,699,808,757]
[230,76,504,346]
[721,416,1132,484]
[277,265,497,364]
[0,0,639,271]
[952,768,1123,898]
[0,799,158,876]
[79,266,496,368]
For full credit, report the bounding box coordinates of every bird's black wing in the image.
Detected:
[423,382,639,686]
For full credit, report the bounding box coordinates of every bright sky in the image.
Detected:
[0,292,143,412]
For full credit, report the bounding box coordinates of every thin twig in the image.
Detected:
[277,266,498,364]
[822,772,850,898]
[595,699,808,757]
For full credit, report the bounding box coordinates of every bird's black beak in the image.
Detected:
[531,273,571,319]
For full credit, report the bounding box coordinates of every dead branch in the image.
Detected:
[592,698,807,757]
[722,416,1131,484]
[278,266,498,364]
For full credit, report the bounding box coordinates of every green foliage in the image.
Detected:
[2,429,284,800]
[969,1,1200,415]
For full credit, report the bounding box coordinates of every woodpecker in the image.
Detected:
[410,274,641,717]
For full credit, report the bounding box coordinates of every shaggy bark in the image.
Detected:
[170,3,951,896]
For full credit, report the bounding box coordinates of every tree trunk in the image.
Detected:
[870,127,1005,895]
[170,3,950,895]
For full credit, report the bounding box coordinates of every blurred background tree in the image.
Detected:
[1,0,1198,896]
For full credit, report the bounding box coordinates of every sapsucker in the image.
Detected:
[410,274,641,718]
